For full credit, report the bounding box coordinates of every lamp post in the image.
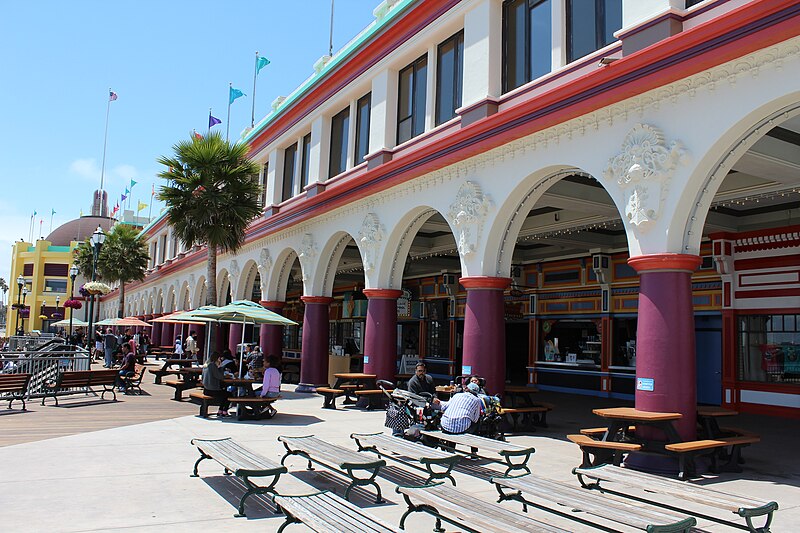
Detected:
[69,264,78,341]
[41,299,46,332]
[86,226,105,357]
[15,275,24,334]
[21,286,29,334]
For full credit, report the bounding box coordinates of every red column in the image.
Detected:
[151,318,163,348]
[215,323,228,353]
[363,289,402,382]
[259,301,286,359]
[629,254,701,440]
[162,323,175,349]
[460,276,511,396]
[297,296,333,392]
[229,323,244,356]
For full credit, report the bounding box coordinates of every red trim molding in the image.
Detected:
[628,253,702,273]
[301,296,334,305]
[459,276,511,290]
[363,288,403,299]
[260,300,286,310]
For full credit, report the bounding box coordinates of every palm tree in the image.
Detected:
[156,132,262,307]
[0,277,8,326]
[98,224,149,318]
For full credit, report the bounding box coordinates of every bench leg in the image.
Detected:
[173,387,183,401]
[199,399,209,418]
[276,513,301,533]
[190,450,211,477]
[322,394,337,409]
[399,496,445,533]
[344,466,383,503]
[235,473,281,517]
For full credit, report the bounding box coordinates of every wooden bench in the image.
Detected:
[0,373,32,410]
[664,435,760,479]
[579,425,636,438]
[493,473,696,532]
[316,387,345,409]
[163,379,198,401]
[273,490,400,533]
[41,369,118,406]
[567,433,642,467]
[420,430,535,475]
[229,396,280,421]
[574,463,779,533]
[278,434,385,503]
[397,482,571,533]
[189,390,220,418]
[189,437,287,517]
[351,432,461,485]
[354,388,392,410]
[500,404,551,430]
[120,364,146,395]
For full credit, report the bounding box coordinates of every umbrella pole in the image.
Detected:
[239,318,246,378]
[205,325,212,364]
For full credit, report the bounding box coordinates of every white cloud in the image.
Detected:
[69,158,101,182]
[68,159,141,190]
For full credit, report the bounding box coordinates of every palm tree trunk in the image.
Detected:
[118,282,125,318]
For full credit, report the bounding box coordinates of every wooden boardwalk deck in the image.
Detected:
[0,361,199,447]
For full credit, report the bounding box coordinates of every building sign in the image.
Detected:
[636,377,654,391]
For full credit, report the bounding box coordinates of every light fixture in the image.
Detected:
[91,226,106,246]
[598,57,619,66]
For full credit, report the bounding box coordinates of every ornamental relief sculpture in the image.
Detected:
[358,213,385,273]
[297,234,317,282]
[257,248,272,294]
[447,181,492,256]
[604,123,686,232]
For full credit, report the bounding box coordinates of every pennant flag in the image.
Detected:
[137,201,148,212]
[151,184,155,196]
[256,56,271,74]
[33,210,37,216]
[121,193,127,202]
[109,90,118,101]
[51,208,56,215]
[124,187,130,195]
[79,209,84,217]
[229,86,245,104]
[193,130,203,140]
[130,179,137,188]
[209,114,222,129]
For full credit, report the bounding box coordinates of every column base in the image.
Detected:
[295,383,327,393]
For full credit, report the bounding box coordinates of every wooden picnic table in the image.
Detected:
[592,407,683,450]
[503,385,540,407]
[332,373,377,406]
[434,385,454,400]
[696,405,737,439]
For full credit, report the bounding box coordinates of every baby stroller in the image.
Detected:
[379,380,441,438]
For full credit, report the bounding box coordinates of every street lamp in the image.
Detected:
[86,226,105,358]
[21,286,29,334]
[41,299,46,331]
[69,264,78,341]
[15,275,24,334]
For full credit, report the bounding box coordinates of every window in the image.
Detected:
[739,314,800,384]
[282,143,297,202]
[567,0,622,62]
[44,279,68,293]
[354,93,371,165]
[503,0,552,92]
[436,31,464,125]
[300,133,312,188]
[397,54,428,144]
[329,106,350,178]
[260,162,269,207]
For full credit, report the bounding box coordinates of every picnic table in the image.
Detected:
[592,407,682,449]
[150,358,195,384]
[697,405,738,439]
[317,373,382,409]
[503,385,540,407]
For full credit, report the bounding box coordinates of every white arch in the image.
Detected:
[314,231,361,297]
[235,259,260,301]
[266,247,299,302]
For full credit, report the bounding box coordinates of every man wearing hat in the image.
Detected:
[436,382,483,434]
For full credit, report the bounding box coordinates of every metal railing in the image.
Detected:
[1,347,91,398]
[7,334,59,352]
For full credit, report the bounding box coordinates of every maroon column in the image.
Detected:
[460,276,511,396]
[259,301,286,359]
[229,322,244,354]
[151,318,163,348]
[629,254,701,440]
[162,323,174,348]
[297,296,333,392]
[363,289,402,382]
[215,323,228,353]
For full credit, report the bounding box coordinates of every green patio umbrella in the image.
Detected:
[187,300,298,376]
[150,307,218,360]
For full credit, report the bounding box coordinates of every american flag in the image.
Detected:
[109,90,118,101]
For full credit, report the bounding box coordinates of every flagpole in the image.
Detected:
[39,219,43,239]
[329,0,335,56]
[251,52,258,128]
[49,211,54,235]
[208,108,212,136]
[100,88,112,192]
[148,187,154,222]
[29,214,34,242]
[226,83,232,142]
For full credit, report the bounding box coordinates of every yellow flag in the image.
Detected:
[137,201,148,212]
[79,209,84,217]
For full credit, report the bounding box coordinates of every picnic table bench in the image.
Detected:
[163,378,199,401]
[420,429,535,475]
[351,432,461,485]
[316,387,345,409]
[493,473,696,532]
[574,463,779,533]
[189,437,287,517]
[397,482,571,533]
[229,396,280,421]
[567,433,642,467]
[278,435,385,503]
[500,403,553,430]
[0,373,32,410]
[273,491,401,533]
[150,358,194,384]
[41,369,118,406]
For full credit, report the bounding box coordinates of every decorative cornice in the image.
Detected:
[459,276,511,290]
[628,253,702,273]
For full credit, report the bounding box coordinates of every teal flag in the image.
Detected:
[130,179,137,188]
[51,208,56,215]
[229,86,245,104]
[124,187,130,195]
[256,56,270,74]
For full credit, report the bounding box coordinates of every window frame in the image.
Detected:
[502,0,553,93]
[329,105,351,179]
[354,93,371,165]
[435,30,464,126]
[566,0,622,63]
[282,143,298,202]
[397,54,428,145]
[300,132,312,189]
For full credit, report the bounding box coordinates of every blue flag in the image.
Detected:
[229,86,245,104]
[209,113,222,129]
[256,56,270,74]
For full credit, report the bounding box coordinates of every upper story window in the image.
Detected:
[503,0,552,93]
[300,133,312,188]
[567,0,622,62]
[355,93,371,165]
[259,162,269,207]
[436,31,464,126]
[329,106,350,178]
[397,54,428,145]
[282,143,297,202]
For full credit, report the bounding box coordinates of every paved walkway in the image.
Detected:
[1,377,798,532]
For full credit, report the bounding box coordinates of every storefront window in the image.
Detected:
[539,319,599,366]
[739,314,800,384]
[612,317,637,367]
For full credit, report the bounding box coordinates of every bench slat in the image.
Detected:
[664,436,759,452]
[280,435,381,468]
[352,433,458,461]
[275,491,399,533]
[192,437,285,475]
[420,430,533,456]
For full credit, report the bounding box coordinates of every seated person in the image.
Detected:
[202,351,230,417]
[435,382,483,434]
[455,374,487,395]
[407,362,436,396]
[260,355,282,398]
[219,349,238,377]
[115,344,137,393]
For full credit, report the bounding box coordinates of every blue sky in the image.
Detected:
[0,0,378,285]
